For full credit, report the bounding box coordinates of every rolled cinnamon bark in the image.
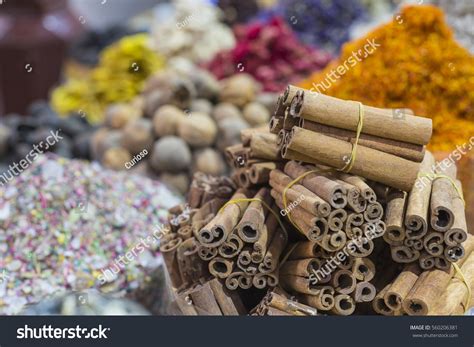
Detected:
[225,271,243,290]
[175,292,199,315]
[286,128,421,191]
[197,189,249,248]
[384,189,407,243]
[189,282,223,315]
[259,227,287,273]
[419,252,435,270]
[337,173,376,203]
[445,180,467,246]
[384,263,421,311]
[248,132,281,161]
[345,213,364,233]
[208,278,247,315]
[298,286,335,311]
[284,161,348,208]
[208,257,234,279]
[281,258,320,278]
[249,162,278,184]
[299,118,425,162]
[280,274,318,295]
[328,209,348,232]
[235,188,270,243]
[269,116,283,135]
[331,294,356,316]
[218,232,244,258]
[430,163,457,232]
[270,169,331,217]
[429,250,474,315]
[177,237,208,286]
[160,236,183,288]
[288,241,318,260]
[198,245,218,261]
[373,284,395,316]
[265,292,318,316]
[363,202,384,222]
[423,231,444,257]
[240,126,268,146]
[287,85,432,145]
[352,258,376,282]
[405,151,435,239]
[238,273,253,289]
[353,282,376,303]
[331,269,357,294]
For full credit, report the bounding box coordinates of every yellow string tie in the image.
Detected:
[218,198,288,237]
[339,101,364,173]
[452,263,471,314]
[282,169,320,235]
[417,173,465,206]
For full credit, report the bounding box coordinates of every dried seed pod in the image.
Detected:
[121,118,154,155]
[213,102,242,123]
[105,103,142,129]
[150,136,191,173]
[190,99,213,115]
[102,147,131,171]
[177,112,217,147]
[153,105,186,137]
[216,117,249,151]
[90,128,123,161]
[193,148,226,176]
[160,172,190,195]
[219,74,260,107]
[243,101,270,126]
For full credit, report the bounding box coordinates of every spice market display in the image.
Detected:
[0,0,473,322]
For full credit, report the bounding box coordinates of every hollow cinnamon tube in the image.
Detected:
[298,286,335,311]
[430,163,457,232]
[280,274,318,295]
[331,269,357,294]
[363,202,384,222]
[225,271,243,290]
[218,232,244,259]
[197,189,249,248]
[235,188,270,243]
[177,237,208,286]
[299,118,425,162]
[253,212,278,263]
[287,241,317,260]
[259,227,287,273]
[353,282,376,303]
[198,245,218,261]
[384,189,407,243]
[334,178,366,213]
[287,85,432,145]
[286,128,421,192]
[384,263,421,311]
[337,173,376,203]
[331,294,356,316]
[328,209,348,232]
[209,257,234,279]
[249,162,278,184]
[373,284,395,316]
[352,258,376,282]
[391,246,420,263]
[284,161,348,208]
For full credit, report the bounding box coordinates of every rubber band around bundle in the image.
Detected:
[417,173,465,206]
[339,101,365,173]
[452,263,471,314]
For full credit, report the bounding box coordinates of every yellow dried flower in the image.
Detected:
[51,34,165,124]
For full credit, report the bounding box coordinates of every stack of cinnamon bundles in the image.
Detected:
[384,152,469,270]
[271,85,433,191]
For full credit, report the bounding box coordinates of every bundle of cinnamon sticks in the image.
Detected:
[384,152,469,270]
[225,126,283,188]
[271,86,433,191]
[373,235,474,316]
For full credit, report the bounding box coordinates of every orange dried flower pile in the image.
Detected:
[299,5,474,152]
